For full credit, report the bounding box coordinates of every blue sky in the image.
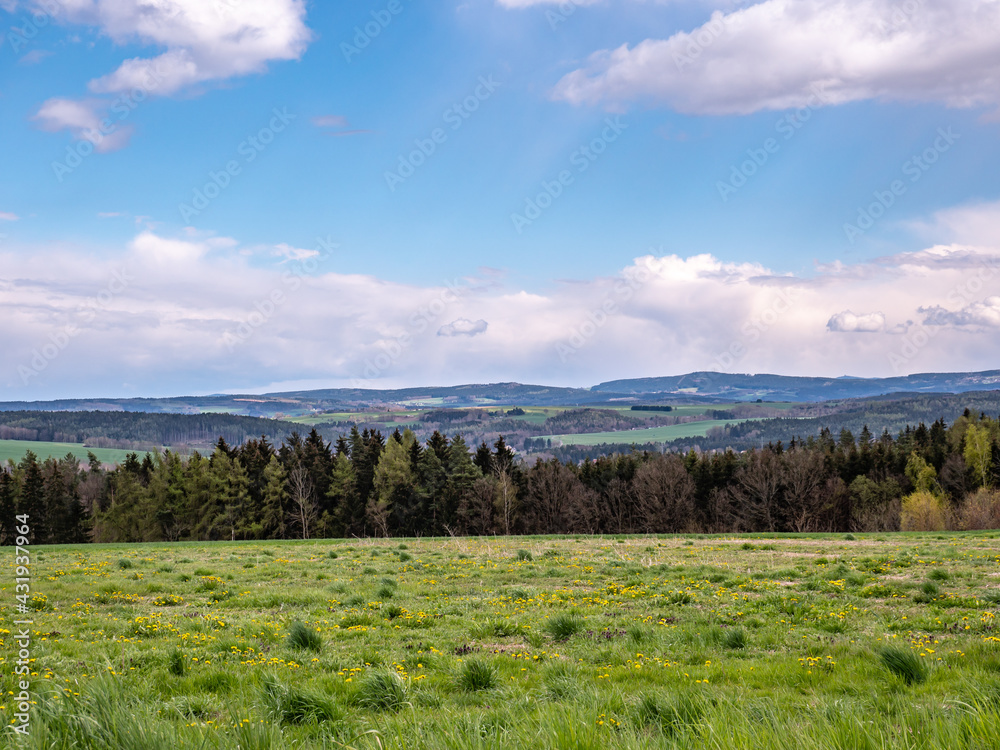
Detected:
[2,0,1000,399]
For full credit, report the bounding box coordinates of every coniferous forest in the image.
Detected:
[3,408,999,545]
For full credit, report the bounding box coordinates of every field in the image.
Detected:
[541,419,766,446]
[0,439,148,466]
[4,533,1000,749]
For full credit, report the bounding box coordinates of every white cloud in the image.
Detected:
[34,97,135,152]
[28,0,311,148]
[0,212,19,221]
[910,199,1000,247]
[920,296,1000,328]
[311,115,349,128]
[5,225,1000,398]
[438,318,489,337]
[552,0,1000,115]
[827,310,886,333]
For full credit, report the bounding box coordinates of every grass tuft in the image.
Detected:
[262,674,342,724]
[458,659,497,692]
[545,613,584,641]
[357,669,408,712]
[167,648,185,676]
[878,646,927,685]
[286,621,323,652]
[724,627,749,649]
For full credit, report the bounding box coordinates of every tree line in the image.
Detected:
[1,410,998,545]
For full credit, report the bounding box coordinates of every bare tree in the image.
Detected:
[494,469,518,536]
[732,450,784,532]
[288,464,317,540]
[632,454,697,533]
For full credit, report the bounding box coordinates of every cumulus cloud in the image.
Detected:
[28,0,311,149]
[920,296,1000,328]
[438,318,489,337]
[34,97,135,152]
[5,228,1000,398]
[552,0,1000,115]
[827,310,886,333]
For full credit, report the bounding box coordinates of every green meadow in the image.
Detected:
[4,533,1000,748]
[0,440,148,466]
[541,419,766,446]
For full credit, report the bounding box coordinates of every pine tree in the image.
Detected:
[0,469,16,545]
[260,456,288,539]
[369,438,413,537]
[18,452,47,544]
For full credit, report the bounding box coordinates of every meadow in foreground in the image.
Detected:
[3,533,1000,749]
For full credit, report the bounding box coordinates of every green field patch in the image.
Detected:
[541,418,767,445]
[0,438,152,465]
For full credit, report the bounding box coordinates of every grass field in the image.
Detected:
[5,532,999,749]
[0,439,150,466]
[541,418,766,446]
[287,412,422,427]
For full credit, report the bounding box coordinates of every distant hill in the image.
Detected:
[592,370,1000,402]
[2,370,1000,417]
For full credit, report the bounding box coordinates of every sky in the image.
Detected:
[1,0,999,400]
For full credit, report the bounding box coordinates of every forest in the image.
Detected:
[2,406,999,545]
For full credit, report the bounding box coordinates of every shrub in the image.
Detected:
[901,491,947,531]
[287,622,323,652]
[958,489,1000,530]
[357,670,407,712]
[545,614,583,641]
[458,659,497,692]
[878,646,927,685]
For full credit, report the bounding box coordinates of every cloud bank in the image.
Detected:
[5,201,1000,398]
